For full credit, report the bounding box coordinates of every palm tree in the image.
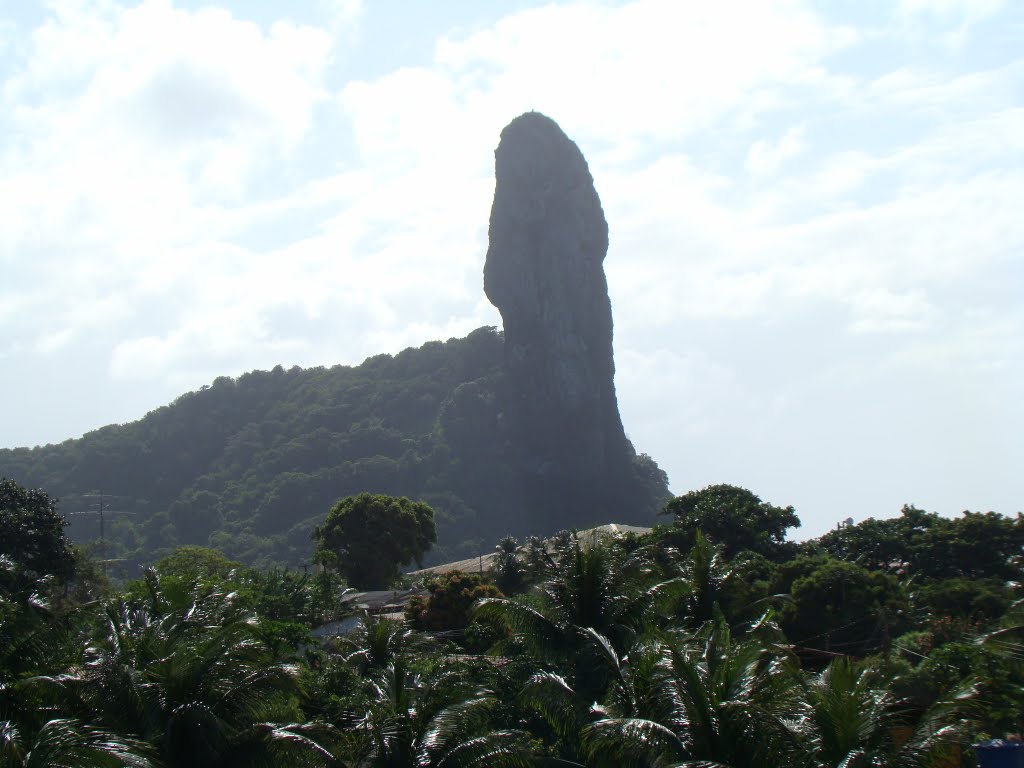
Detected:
[340,655,530,767]
[493,537,527,594]
[518,629,679,764]
[476,536,682,651]
[581,619,802,768]
[335,612,440,675]
[0,556,69,681]
[475,535,691,711]
[790,656,972,768]
[676,531,734,627]
[638,530,783,630]
[58,571,336,768]
[0,558,157,768]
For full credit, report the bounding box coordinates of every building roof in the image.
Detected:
[408,552,499,579]
[407,523,652,578]
[338,587,425,612]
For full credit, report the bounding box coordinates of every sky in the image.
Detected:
[1,0,1021,538]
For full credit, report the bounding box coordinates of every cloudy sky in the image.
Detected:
[1,0,1021,537]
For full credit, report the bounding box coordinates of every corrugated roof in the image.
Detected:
[408,553,498,578]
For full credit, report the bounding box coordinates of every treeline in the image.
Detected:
[2,478,1022,766]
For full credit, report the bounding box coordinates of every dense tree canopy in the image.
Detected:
[660,483,801,558]
[313,493,437,589]
[776,555,908,656]
[0,478,75,584]
[406,570,501,633]
[818,504,1024,581]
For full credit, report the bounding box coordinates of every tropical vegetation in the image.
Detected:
[1,479,1021,766]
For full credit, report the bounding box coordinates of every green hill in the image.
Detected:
[0,326,670,570]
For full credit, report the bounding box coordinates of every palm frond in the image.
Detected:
[19,718,155,768]
[472,598,565,656]
[223,721,339,768]
[520,672,594,743]
[583,717,687,765]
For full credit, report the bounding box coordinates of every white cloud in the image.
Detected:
[1,0,334,244]
[848,289,939,334]
[36,328,76,355]
[869,62,1023,114]
[0,0,338,368]
[320,0,363,30]
[430,0,855,145]
[898,0,1005,24]
[746,124,806,177]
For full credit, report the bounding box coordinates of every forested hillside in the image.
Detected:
[0,326,669,569]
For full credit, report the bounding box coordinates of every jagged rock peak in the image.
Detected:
[483,112,634,529]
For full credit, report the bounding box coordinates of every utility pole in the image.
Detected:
[98,490,105,551]
[67,491,133,577]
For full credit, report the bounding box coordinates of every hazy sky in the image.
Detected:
[1,0,1021,537]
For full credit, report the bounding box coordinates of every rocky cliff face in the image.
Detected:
[484,112,659,531]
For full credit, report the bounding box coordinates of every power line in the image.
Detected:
[790,614,877,647]
[65,490,134,576]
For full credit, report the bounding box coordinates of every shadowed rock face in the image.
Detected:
[484,111,640,530]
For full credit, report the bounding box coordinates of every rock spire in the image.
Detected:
[484,111,646,530]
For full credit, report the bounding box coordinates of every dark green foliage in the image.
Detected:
[894,640,1022,738]
[240,566,349,627]
[492,536,527,594]
[0,556,70,682]
[0,331,503,569]
[313,493,436,589]
[0,717,157,768]
[406,570,502,633]
[152,545,243,582]
[334,614,443,677]
[0,478,75,584]
[660,483,801,559]
[342,655,530,767]
[580,620,802,768]
[792,656,972,768]
[72,572,328,768]
[776,555,908,657]
[673,530,735,626]
[0,328,670,571]
[819,504,1024,582]
[916,578,1013,623]
[58,544,112,610]
[120,545,351,634]
[1,477,1005,766]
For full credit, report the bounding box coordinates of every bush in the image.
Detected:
[406,570,502,633]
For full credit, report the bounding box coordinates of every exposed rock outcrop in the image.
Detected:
[484,111,662,531]
[1,112,670,571]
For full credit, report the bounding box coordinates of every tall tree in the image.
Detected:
[0,479,75,584]
[312,493,436,590]
[661,484,801,559]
